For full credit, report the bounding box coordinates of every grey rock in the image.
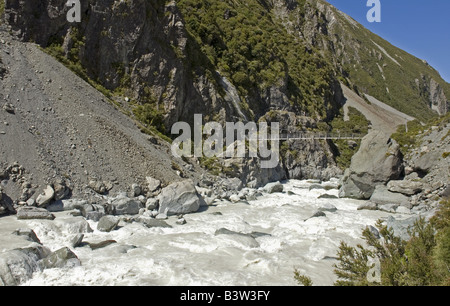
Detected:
[53,180,70,201]
[366,225,380,239]
[305,210,326,221]
[2,103,15,114]
[357,202,378,211]
[395,206,412,214]
[139,217,172,228]
[339,131,404,199]
[131,184,141,197]
[370,185,410,207]
[86,240,117,250]
[146,177,161,193]
[39,247,80,269]
[223,177,244,192]
[145,197,159,210]
[55,217,93,234]
[0,245,51,286]
[318,193,338,199]
[36,185,55,207]
[0,190,15,215]
[441,185,450,199]
[26,198,36,206]
[229,194,240,203]
[112,197,141,215]
[79,203,95,217]
[379,204,399,213]
[386,215,420,241]
[97,216,120,232]
[46,200,64,212]
[387,180,423,195]
[70,234,84,248]
[318,203,337,212]
[215,228,250,237]
[11,228,41,244]
[204,196,217,205]
[214,228,260,248]
[157,179,203,216]
[155,212,168,220]
[58,199,88,211]
[16,207,55,220]
[176,217,187,225]
[89,180,113,195]
[263,181,284,194]
[86,210,105,222]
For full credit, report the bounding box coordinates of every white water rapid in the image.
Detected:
[1,179,399,286]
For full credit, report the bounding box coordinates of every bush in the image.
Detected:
[330,107,370,169]
[0,1,4,23]
[332,199,450,286]
[133,104,166,134]
[293,270,313,286]
[391,120,424,156]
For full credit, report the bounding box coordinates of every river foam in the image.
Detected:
[4,179,398,286]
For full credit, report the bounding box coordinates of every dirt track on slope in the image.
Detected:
[341,84,415,135]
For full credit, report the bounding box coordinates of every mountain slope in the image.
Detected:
[1,0,449,184]
[284,0,449,120]
[0,27,199,200]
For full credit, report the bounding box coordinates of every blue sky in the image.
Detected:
[326,0,450,83]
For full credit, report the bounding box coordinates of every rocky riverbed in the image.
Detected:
[0,179,436,286]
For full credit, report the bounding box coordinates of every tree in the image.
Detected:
[332,200,450,286]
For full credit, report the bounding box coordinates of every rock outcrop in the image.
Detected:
[157,179,204,216]
[339,130,404,199]
[0,245,51,286]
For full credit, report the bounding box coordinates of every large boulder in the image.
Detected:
[54,217,93,234]
[111,197,141,215]
[0,245,51,286]
[157,179,204,216]
[370,185,410,207]
[387,180,423,195]
[39,247,80,269]
[16,207,55,220]
[339,131,404,199]
[0,189,15,215]
[262,181,284,194]
[36,185,55,207]
[97,216,120,232]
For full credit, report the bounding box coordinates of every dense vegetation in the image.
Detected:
[329,107,371,169]
[334,199,450,286]
[0,0,4,25]
[391,111,450,156]
[177,0,338,120]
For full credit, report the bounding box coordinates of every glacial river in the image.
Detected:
[3,179,397,286]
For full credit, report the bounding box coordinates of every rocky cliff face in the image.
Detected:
[417,75,448,116]
[4,0,233,128]
[2,0,346,182]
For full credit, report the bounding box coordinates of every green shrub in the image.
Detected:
[0,1,4,23]
[332,199,450,286]
[390,120,425,156]
[330,107,370,169]
[133,104,166,135]
[177,0,338,119]
[293,270,313,286]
